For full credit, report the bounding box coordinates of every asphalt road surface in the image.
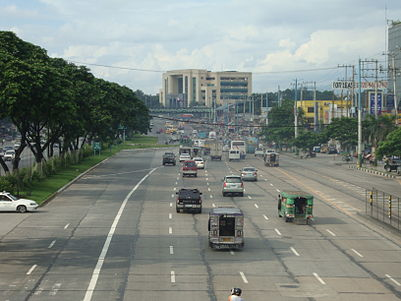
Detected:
[1,147,401,301]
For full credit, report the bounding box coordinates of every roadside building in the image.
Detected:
[296,100,348,128]
[388,21,401,116]
[160,69,252,108]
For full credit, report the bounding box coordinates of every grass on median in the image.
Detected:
[26,136,173,204]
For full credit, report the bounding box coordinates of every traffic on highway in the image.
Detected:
[0,116,400,301]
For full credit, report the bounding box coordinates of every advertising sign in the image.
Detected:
[368,92,382,115]
[332,81,388,90]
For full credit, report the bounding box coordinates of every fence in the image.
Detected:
[365,188,401,231]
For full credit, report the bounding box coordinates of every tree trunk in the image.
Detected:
[0,157,10,174]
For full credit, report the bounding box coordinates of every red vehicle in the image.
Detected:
[182,160,198,177]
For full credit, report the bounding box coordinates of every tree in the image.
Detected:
[363,115,396,151]
[376,127,401,159]
[323,117,357,151]
[293,130,325,153]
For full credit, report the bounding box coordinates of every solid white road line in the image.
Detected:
[48,240,56,249]
[169,246,174,255]
[385,274,401,286]
[26,264,37,275]
[169,213,172,219]
[83,168,156,301]
[239,271,248,284]
[64,223,70,230]
[169,227,172,234]
[326,229,336,237]
[290,247,300,256]
[351,248,364,258]
[254,204,259,208]
[170,202,173,207]
[171,271,176,283]
[263,214,269,220]
[230,250,235,255]
[274,228,282,236]
[248,196,252,199]
[313,272,326,285]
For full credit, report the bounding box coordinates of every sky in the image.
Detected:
[1,0,401,95]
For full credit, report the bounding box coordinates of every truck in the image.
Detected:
[210,141,223,160]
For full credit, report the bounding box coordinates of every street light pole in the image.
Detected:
[357,59,363,167]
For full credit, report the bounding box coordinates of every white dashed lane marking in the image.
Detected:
[239,271,248,284]
[326,229,336,237]
[254,204,259,208]
[26,264,37,275]
[169,213,172,219]
[313,272,326,285]
[171,271,176,283]
[170,202,173,207]
[351,249,363,258]
[230,250,235,255]
[263,214,269,220]
[274,228,282,236]
[248,196,252,199]
[270,183,274,186]
[212,203,216,208]
[276,188,281,193]
[64,224,70,230]
[290,247,300,256]
[386,274,401,286]
[169,246,174,255]
[48,240,56,249]
[169,227,172,234]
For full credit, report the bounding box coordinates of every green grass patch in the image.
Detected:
[26,137,172,204]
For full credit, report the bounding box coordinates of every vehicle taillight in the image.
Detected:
[223,182,227,187]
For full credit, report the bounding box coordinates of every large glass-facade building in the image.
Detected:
[388,22,401,111]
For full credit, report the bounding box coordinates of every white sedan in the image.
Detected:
[0,192,39,213]
[193,157,205,169]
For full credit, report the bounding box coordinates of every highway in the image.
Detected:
[1,144,401,300]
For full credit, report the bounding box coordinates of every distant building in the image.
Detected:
[160,69,252,108]
[296,99,349,128]
[388,21,401,111]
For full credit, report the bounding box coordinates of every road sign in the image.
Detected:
[93,142,101,151]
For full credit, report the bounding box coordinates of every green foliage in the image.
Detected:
[0,176,16,193]
[362,115,396,148]
[293,130,325,151]
[323,117,357,151]
[376,127,401,159]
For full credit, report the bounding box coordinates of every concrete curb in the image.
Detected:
[348,165,397,179]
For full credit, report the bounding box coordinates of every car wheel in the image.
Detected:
[222,192,226,197]
[285,217,292,223]
[17,205,27,213]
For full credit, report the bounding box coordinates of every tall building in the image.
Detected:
[160,69,252,108]
[388,21,401,111]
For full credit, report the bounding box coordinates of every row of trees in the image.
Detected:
[262,99,399,159]
[0,31,150,173]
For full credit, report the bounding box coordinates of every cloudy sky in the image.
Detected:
[1,0,401,94]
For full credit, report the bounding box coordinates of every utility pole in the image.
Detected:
[391,55,399,125]
[357,59,362,168]
[294,79,298,138]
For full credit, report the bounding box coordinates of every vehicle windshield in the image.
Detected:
[194,158,203,162]
[225,177,241,183]
[184,161,196,167]
[6,194,19,201]
[243,168,256,172]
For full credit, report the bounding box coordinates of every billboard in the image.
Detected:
[332,81,388,90]
[368,92,383,115]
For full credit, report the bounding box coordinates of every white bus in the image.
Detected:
[230,140,246,159]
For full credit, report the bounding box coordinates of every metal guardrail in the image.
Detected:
[365,188,401,231]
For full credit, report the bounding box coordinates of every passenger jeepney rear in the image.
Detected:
[208,207,244,249]
[278,191,313,224]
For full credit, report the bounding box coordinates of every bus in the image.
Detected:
[230,140,246,159]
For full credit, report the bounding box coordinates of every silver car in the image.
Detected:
[241,167,258,181]
[222,175,244,197]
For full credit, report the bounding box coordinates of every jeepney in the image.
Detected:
[264,152,279,167]
[208,207,244,249]
[278,191,313,224]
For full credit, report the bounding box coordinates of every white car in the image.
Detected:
[193,157,205,169]
[4,150,15,161]
[179,153,191,162]
[0,192,39,213]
